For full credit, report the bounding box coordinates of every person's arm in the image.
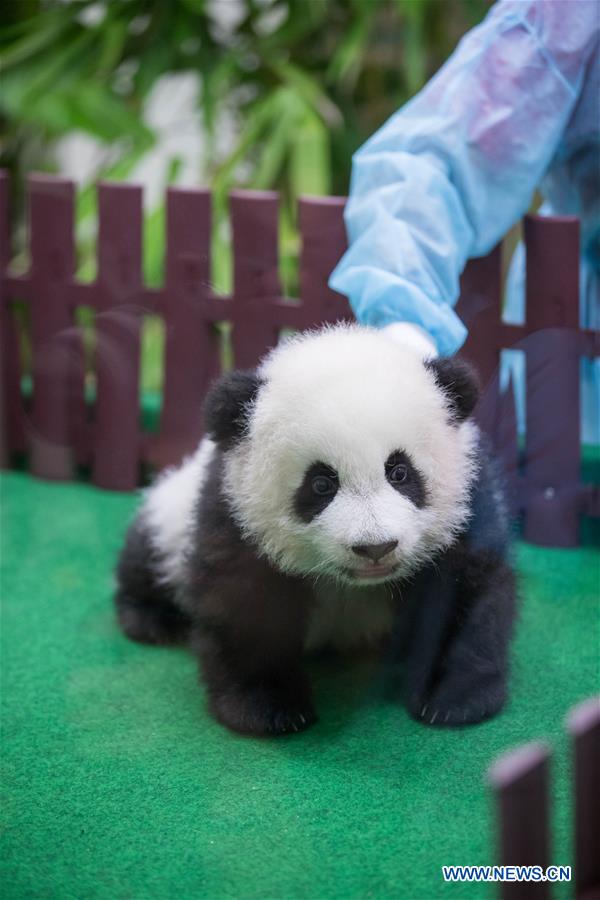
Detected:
[329,0,598,356]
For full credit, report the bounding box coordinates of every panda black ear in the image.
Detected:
[425,357,480,423]
[203,370,262,444]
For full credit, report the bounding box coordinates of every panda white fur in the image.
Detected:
[115,324,516,735]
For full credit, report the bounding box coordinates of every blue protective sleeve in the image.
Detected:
[328,0,598,355]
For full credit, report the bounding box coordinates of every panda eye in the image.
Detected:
[384,451,426,508]
[388,464,408,484]
[311,475,337,496]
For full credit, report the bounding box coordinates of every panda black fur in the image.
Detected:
[115,324,516,736]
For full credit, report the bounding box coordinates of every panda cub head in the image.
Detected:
[205,324,480,585]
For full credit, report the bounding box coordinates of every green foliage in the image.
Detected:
[1,0,488,386]
[1,0,488,202]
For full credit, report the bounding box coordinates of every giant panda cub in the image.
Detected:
[115,324,516,736]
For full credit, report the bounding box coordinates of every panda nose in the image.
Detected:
[351,541,398,563]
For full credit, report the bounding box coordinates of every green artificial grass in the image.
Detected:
[1,471,598,900]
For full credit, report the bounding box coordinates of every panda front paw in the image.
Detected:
[210,685,317,737]
[406,680,506,727]
[410,701,495,727]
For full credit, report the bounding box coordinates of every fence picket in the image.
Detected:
[488,743,551,899]
[0,171,25,465]
[150,187,219,470]
[568,697,600,899]
[523,216,581,546]
[230,190,282,368]
[458,245,503,389]
[28,175,81,480]
[298,196,349,330]
[93,183,143,490]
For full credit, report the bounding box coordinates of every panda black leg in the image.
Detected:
[196,628,316,736]
[115,517,192,646]
[420,559,516,725]
[189,569,316,736]
[401,551,517,727]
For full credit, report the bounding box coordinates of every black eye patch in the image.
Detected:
[294,462,339,523]
[385,451,427,508]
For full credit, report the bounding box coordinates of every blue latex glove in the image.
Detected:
[329,0,599,357]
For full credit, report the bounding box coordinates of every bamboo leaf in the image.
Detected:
[394,0,427,93]
[177,0,206,14]
[326,6,373,91]
[290,109,330,197]
[6,79,154,146]
[133,39,176,99]
[198,53,239,138]
[0,10,72,69]
[257,0,328,52]
[252,91,300,189]
[96,19,128,77]
[272,60,342,126]
[212,91,282,195]
[17,27,97,102]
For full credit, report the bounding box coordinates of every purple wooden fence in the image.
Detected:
[1,172,598,546]
[488,696,600,900]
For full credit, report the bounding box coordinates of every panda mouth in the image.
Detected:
[346,563,398,581]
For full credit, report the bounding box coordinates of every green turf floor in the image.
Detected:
[1,471,598,900]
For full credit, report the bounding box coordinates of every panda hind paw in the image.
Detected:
[210,686,317,737]
[407,687,506,727]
